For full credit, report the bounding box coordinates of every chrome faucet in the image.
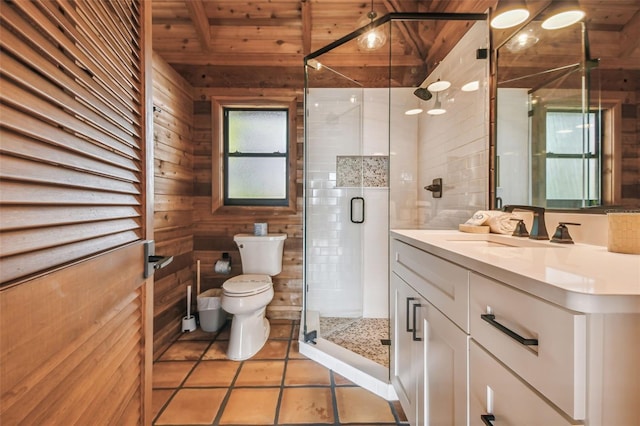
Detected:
[503,205,549,240]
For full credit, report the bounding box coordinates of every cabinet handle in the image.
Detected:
[481,414,495,426]
[412,303,422,341]
[481,314,538,346]
[406,297,417,332]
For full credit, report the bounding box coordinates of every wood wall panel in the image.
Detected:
[192,88,304,321]
[152,52,195,358]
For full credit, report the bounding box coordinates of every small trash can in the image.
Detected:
[197,288,227,332]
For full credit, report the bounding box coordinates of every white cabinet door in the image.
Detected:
[469,340,575,426]
[392,272,469,426]
[418,298,469,426]
[391,272,421,425]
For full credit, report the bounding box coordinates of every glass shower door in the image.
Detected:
[304,84,365,329]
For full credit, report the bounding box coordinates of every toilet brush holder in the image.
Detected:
[181,285,197,332]
[182,315,196,332]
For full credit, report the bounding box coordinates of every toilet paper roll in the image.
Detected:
[254,222,268,236]
[214,259,231,274]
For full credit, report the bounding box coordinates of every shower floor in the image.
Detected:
[319,317,389,368]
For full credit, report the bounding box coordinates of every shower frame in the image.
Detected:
[301,11,488,393]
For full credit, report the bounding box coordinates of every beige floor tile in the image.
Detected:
[159,341,209,361]
[252,339,289,360]
[269,323,293,339]
[184,360,240,387]
[235,360,285,386]
[155,388,226,425]
[178,327,219,341]
[202,340,228,360]
[152,361,195,388]
[152,389,174,420]
[216,326,230,340]
[278,387,334,424]
[218,388,280,425]
[284,359,331,386]
[335,387,396,424]
[288,339,308,359]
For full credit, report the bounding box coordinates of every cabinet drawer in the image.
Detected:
[469,341,577,426]
[470,272,586,420]
[391,239,469,331]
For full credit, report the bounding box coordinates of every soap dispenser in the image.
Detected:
[551,222,580,244]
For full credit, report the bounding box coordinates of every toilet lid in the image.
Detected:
[222,274,272,296]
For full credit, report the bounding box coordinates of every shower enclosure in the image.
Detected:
[302,13,489,393]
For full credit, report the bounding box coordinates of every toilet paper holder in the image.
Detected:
[214,252,232,274]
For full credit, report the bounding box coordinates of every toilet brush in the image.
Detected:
[181,285,197,332]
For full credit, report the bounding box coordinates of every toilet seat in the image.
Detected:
[222,274,272,296]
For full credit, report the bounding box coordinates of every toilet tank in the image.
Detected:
[233,234,287,275]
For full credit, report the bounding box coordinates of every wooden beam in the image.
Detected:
[185,0,210,52]
[383,0,428,60]
[301,0,312,55]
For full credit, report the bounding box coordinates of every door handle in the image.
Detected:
[144,240,174,278]
[406,297,417,332]
[412,303,422,341]
[350,196,365,224]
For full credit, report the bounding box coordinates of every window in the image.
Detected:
[544,110,602,208]
[212,97,297,213]
[224,108,289,206]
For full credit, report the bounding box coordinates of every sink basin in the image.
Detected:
[446,234,561,248]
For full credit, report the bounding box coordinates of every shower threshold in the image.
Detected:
[299,310,397,401]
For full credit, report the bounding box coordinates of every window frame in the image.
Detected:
[211,96,297,214]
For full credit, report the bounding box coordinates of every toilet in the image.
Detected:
[221,233,287,360]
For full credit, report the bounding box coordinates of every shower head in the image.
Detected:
[413,87,432,101]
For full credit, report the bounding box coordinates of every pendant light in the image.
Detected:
[541,1,585,30]
[357,0,387,51]
[427,93,446,115]
[490,0,530,29]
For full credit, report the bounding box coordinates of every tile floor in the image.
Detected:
[153,319,408,425]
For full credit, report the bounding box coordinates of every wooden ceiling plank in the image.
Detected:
[185,0,211,52]
[384,0,428,59]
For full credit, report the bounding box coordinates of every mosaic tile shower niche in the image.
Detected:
[336,155,389,188]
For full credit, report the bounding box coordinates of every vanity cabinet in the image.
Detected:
[390,231,640,426]
[391,239,469,426]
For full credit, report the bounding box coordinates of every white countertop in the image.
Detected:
[390,230,640,314]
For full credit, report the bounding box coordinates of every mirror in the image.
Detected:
[494,15,640,211]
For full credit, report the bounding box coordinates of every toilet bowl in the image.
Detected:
[220,233,286,360]
[222,274,274,360]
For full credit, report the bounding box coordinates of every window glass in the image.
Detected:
[228,110,287,153]
[228,158,287,199]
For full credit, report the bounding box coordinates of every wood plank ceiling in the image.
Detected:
[151,1,640,89]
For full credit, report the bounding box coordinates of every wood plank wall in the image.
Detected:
[151,52,195,358]
[192,88,304,321]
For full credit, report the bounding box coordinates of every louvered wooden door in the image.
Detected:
[0,1,153,424]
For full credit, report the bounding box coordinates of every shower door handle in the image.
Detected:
[350,197,365,224]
